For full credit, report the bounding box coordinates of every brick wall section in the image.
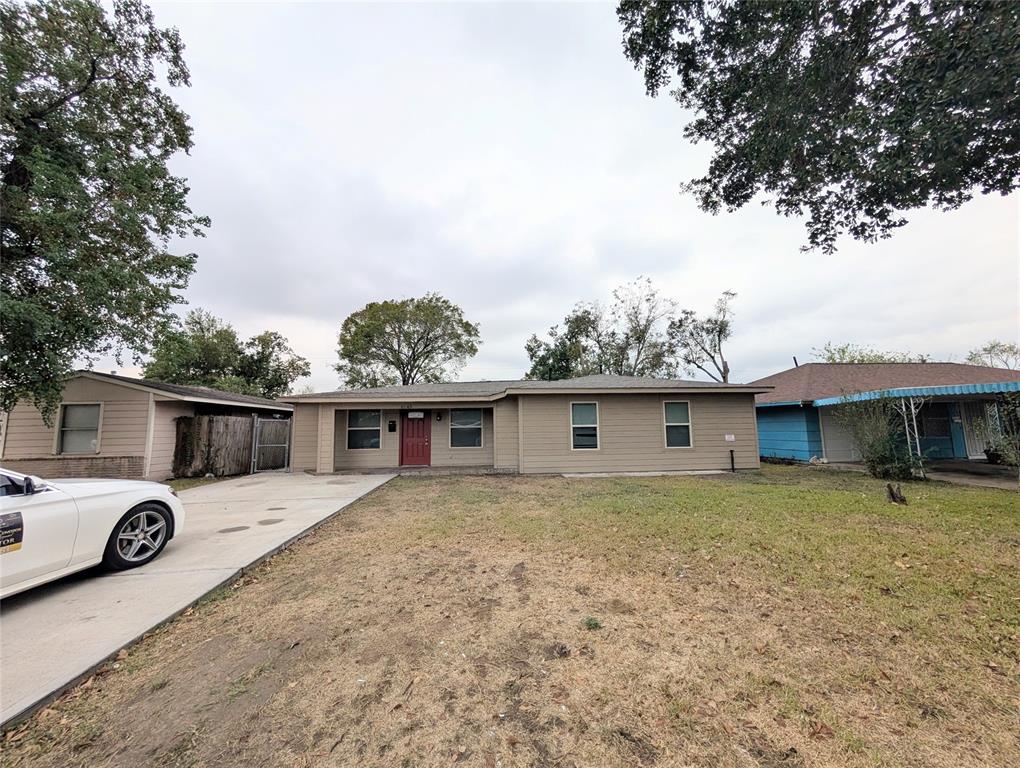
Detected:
[3,456,145,479]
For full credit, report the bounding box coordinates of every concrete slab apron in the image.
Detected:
[0,472,393,726]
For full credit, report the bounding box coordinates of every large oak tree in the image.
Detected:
[1,0,208,417]
[335,294,481,388]
[618,1,1020,252]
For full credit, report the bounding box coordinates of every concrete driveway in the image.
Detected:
[0,471,392,726]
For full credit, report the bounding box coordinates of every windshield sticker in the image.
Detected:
[0,512,24,554]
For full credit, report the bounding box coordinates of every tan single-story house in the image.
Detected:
[0,371,292,481]
[280,375,770,474]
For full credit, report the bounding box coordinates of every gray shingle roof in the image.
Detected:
[282,374,769,402]
[77,371,292,410]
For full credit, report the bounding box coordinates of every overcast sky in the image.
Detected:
[103,1,1019,390]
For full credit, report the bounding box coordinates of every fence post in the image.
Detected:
[250,413,258,475]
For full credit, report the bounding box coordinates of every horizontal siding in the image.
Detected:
[756,405,822,461]
[318,405,337,472]
[430,409,494,467]
[3,380,149,460]
[148,401,195,480]
[493,397,519,470]
[333,408,399,470]
[519,393,759,474]
[290,404,319,471]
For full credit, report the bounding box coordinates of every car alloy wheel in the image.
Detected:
[115,509,168,563]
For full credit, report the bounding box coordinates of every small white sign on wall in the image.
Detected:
[724,434,736,442]
[407,411,425,419]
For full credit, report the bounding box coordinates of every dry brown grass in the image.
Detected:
[2,466,1018,768]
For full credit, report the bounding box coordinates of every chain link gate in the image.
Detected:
[251,417,291,472]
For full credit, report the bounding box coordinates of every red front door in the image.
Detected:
[400,411,431,466]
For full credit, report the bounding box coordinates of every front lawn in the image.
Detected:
[3,466,1017,767]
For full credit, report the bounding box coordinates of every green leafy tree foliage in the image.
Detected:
[830,397,919,481]
[525,279,736,382]
[813,342,929,364]
[1,0,209,417]
[525,278,679,380]
[978,393,1020,486]
[335,294,481,387]
[667,289,736,382]
[143,310,310,399]
[966,340,1020,369]
[618,1,1020,252]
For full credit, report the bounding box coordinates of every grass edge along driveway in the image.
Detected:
[2,465,1017,768]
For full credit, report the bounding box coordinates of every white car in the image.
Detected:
[0,468,186,599]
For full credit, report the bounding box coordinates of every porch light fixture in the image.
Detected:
[436,412,442,421]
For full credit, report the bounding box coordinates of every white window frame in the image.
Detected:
[663,400,693,449]
[569,401,600,451]
[53,402,103,455]
[449,408,484,449]
[346,409,382,451]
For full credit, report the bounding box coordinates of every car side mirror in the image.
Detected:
[23,476,43,495]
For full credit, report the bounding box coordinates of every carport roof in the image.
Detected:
[281,374,770,403]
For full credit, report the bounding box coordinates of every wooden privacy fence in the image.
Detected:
[173,415,291,478]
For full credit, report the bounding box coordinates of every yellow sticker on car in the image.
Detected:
[0,511,24,553]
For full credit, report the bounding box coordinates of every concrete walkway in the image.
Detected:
[926,470,1018,491]
[0,472,393,726]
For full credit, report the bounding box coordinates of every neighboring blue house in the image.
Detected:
[749,363,1020,463]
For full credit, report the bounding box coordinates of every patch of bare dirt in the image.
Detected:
[2,474,1017,768]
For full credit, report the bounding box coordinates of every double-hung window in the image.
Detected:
[570,402,599,450]
[347,410,381,449]
[664,401,692,447]
[58,404,101,454]
[450,409,483,448]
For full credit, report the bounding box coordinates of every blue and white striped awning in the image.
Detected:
[812,381,1020,407]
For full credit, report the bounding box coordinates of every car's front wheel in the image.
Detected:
[103,504,172,570]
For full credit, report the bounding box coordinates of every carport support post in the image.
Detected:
[909,396,926,479]
[901,397,913,462]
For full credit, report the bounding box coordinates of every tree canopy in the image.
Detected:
[618,1,1020,252]
[143,310,310,399]
[335,294,481,387]
[812,342,930,364]
[1,0,208,417]
[525,279,737,382]
[966,340,1020,369]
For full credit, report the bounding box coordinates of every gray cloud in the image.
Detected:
[95,2,1018,389]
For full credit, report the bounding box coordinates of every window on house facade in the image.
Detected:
[664,401,692,447]
[571,402,599,449]
[918,403,951,438]
[347,410,381,449]
[58,404,101,454]
[450,409,483,447]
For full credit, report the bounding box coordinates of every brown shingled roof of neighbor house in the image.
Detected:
[750,362,1020,405]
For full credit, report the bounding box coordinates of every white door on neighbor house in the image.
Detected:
[961,402,992,459]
